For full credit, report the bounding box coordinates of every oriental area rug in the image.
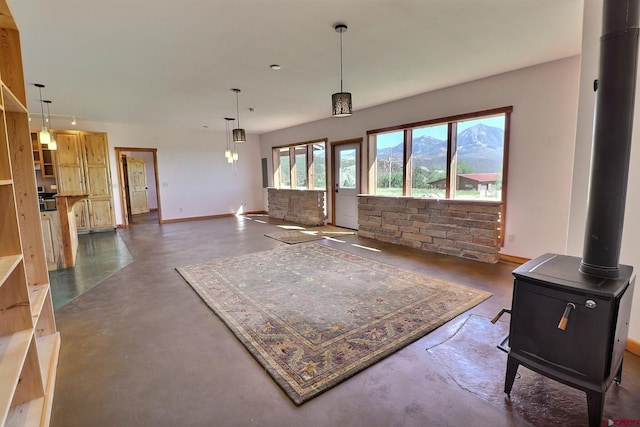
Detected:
[265,225,356,244]
[176,243,491,405]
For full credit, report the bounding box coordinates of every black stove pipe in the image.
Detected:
[580,0,640,279]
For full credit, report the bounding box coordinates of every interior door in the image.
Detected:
[127,157,149,215]
[333,142,360,229]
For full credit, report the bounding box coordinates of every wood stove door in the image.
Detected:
[509,279,616,386]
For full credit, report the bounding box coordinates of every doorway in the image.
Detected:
[331,138,362,229]
[115,147,162,226]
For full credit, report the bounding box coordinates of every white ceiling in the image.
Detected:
[10,0,583,134]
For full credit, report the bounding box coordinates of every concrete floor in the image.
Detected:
[50,214,640,427]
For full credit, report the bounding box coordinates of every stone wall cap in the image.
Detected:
[357,194,502,206]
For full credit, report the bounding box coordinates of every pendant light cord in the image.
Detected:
[235,91,241,129]
[38,86,46,128]
[340,30,344,93]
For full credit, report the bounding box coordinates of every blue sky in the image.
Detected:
[376,115,505,149]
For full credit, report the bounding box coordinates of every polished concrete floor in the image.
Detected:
[50,213,640,427]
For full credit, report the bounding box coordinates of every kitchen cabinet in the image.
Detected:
[54,130,115,232]
[30,132,56,178]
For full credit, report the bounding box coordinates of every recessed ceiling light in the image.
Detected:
[270,64,281,70]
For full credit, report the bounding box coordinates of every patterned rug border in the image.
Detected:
[176,244,491,404]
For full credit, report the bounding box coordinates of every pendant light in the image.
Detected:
[224,117,235,164]
[231,88,246,143]
[34,83,51,145]
[332,24,352,117]
[43,100,57,150]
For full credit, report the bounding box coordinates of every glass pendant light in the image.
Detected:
[43,100,57,150]
[34,84,51,145]
[332,24,353,117]
[225,117,235,163]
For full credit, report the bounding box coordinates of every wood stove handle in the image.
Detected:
[491,308,511,324]
[558,302,576,331]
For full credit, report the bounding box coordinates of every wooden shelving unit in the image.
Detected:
[0,1,60,426]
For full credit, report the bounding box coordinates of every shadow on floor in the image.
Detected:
[49,230,133,309]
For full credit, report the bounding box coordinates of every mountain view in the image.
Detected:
[378,123,504,173]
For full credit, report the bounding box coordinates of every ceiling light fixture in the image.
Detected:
[71,116,77,126]
[43,100,57,150]
[34,83,51,145]
[332,24,352,117]
[231,88,246,143]
[224,117,235,163]
[270,64,281,70]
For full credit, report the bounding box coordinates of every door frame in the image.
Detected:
[115,147,162,226]
[330,137,363,226]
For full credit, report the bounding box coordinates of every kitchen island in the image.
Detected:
[40,193,89,270]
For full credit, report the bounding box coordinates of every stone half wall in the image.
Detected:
[267,188,326,226]
[358,195,502,263]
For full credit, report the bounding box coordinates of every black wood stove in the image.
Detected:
[504,254,634,426]
[493,1,639,426]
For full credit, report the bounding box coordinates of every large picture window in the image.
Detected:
[368,107,511,201]
[272,139,327,190]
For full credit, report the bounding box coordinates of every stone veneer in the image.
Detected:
[267,188,325,226]
[358,195,502,263]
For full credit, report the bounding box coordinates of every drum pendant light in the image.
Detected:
[34,83,51,145]
[231,88,246,143]
[332,24,352,117]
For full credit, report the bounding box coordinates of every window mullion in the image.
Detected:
[404,129,412,196]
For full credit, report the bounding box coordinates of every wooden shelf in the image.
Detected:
[29,284,48,320]
[0,329,33,425]
[1,3,59,426]
[0,84,27,114]
[0,254,22,285]
[6,333,61,427]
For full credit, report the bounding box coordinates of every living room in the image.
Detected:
[3,0,640,426]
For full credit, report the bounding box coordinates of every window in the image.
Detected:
[452,116,506,201]
[294,147,307,188]
[272,139,327,190]
[410,124,447,198]
[312,143,326,189]
[276,148,291,188]
[374,131,404,196]
[368,107,510,201]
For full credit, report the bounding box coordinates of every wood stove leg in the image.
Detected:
[614,358,623,384]
[504,355,519,395]
[586,391,604,427]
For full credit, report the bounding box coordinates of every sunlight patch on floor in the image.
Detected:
[323,237,346,243]
[351,243,382,252]
[277,225,306,230]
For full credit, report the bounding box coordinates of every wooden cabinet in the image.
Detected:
[30,132,56,178]
[0,2,60,426]
[54,130,115,232]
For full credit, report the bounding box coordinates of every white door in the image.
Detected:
[333,143,360,229]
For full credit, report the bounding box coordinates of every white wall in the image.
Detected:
[568,0,640,343]
[260,57,581,259]
[41,119,264,224]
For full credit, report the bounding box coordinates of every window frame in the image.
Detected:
[272,138,328,191]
